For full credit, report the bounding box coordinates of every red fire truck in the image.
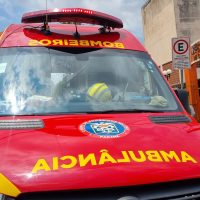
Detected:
[0,8,200,200]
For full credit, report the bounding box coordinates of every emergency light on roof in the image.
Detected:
[21,8,123,29]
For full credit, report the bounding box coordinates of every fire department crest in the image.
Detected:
[80,119,129,138]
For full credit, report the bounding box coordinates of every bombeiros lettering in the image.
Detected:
[31,150,197,173]
[28,39,125,49]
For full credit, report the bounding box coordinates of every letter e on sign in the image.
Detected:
[172,37,190,69]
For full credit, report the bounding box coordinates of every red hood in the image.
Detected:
[1,113,200,195]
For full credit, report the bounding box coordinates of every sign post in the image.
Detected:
[172,37,190,89]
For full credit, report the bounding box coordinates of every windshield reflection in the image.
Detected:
[0,47,179,115]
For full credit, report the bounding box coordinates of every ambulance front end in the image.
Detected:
[0,8,200,200]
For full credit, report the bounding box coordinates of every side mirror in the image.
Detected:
[174,89,192,114]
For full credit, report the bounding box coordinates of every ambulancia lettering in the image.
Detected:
[31,150,197,174]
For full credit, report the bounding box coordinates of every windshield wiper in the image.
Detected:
[5,111,88,116]
[0,110,165,116]
[86,109,165,114]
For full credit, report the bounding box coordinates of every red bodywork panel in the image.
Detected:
[0,113,200,194]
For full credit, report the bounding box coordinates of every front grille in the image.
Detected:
[12,179,200,200]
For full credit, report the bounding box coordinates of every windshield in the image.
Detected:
[0,47,180,115]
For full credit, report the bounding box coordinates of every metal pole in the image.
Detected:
[180,69,184,89]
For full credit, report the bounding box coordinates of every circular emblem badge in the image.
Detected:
[80,119,129,138]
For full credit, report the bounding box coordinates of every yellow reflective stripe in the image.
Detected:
[0,173,21,197]
[93,84,107,99]
[95,88,110,100]
[88,83,104,97]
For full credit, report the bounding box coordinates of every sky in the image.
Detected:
[0,0,147,42]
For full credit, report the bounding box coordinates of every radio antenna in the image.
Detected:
[46,0,48,22]
[43,0,50,34]
[73,23,80,39]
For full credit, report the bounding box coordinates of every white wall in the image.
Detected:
[142,0,177,65]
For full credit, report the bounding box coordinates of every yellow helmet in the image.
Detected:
[87,83,112,102]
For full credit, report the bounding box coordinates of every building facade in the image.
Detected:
[142,0,200,88]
